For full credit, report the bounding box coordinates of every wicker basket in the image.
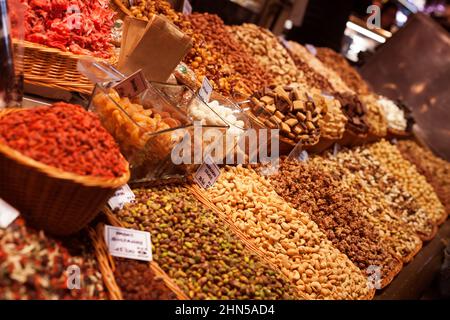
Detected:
[15,40,114,94]
[110,0,133,19]
[0,109,130,236]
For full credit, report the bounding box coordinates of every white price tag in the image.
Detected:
[299,150,309,162]
[108,184,135,210]
[0,199,19,229]
[198,77,213,103]
[113,69,148,98]
[183,0,192,15]
[305,44,317,56]
[333,143,341,156]
[105,225,152,262]
[194,155,221,189]
[391,138,398,145]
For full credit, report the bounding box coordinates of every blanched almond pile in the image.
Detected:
[207,165,371,300]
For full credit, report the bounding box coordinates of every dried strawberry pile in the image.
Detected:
[0,103,127,178]
[19,0,115,58]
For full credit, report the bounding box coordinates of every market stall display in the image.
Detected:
[0,218,106,299]
[334,92,369,142]
[377,97,413,135]
[360,94,388,139]
[269,158,403,288]
[0,103,130,235]
[397,140,450,213]
[114,185,302,300]
[368,140,447,225]
[203,165,373,299]
[229,24,305,87]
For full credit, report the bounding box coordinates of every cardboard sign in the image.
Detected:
[108,184,136,210]
[113,69,148,98]
[198,77,213,103]
[0,199,19,229]
[194,155,221,189]
[183,0,192,15]
[105,225,152,262]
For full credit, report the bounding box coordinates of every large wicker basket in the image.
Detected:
[0,109,130,236]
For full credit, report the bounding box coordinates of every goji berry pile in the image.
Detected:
[0,103,127,178]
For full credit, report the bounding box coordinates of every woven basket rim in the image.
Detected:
[0,109,130,188]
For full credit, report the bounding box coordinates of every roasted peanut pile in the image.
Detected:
[335,146,435,240]
[368,140,446,225]
[187,13,271,97]
[249,85,324,146]
[286,41,353,94]
[116,186,300,300]
[229,24,305,87]
[397,140,450,215]
[334,92,369,136]
[0,219,106,300]
[269,159,401,286]
[360,94,388,137]
[315,47,370,95]
[318,149,422,263]
[207,165,371,300]
[113,258,177,300]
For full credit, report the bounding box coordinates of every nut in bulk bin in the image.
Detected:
[0,107,130,236]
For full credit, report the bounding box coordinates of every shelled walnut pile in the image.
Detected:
[318,149,422,263]
[207,165,373,300]
[249,85,324,146]
[368,140,447,225]
[316,47,370,95]
[269,159,402,288]
[116,185,301,300]
[397,140,450,214]
[229,24,305,87]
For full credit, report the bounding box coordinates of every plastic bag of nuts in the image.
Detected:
[368,140,447,225]
[206,165,373,299]
[229,24,305,87]
[115,185,301,300]
[269,158,403,288]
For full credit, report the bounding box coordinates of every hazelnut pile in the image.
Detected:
[269,158,402,287]
[116,185,301,300]
[229,24,305,87]
[368,140,446,225]
[397,140,450,214]
[207,165,372,300]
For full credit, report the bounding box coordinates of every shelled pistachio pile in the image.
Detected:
[368,140,446,225]
[268,159,402,287]
[115,185,301,300]
[206,166,372,299]
[397,140,450,214]
[317,149,422,263]
[0,219,106,300]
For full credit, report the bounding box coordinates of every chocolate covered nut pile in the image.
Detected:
[249,85,324,146]
[207,165,372,299]
[334,92,369,136]
[116,185,300,300]
[269,159,402,287]
[368,140,446,225]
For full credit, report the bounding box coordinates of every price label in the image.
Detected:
[333,143,341,156]
[194,155,221,189]
[113,69,148,98]
[105,225,152,261]
[299,150,309,162]
[108,184,135,211]
[305,44,317,56]
[183,0,192,15]
[0,198,19,229]
[391,138,398,145]
[198,77,213,103]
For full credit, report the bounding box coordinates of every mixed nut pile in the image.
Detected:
[207,165,372,299]
[115,185,301,300]
[249,85,324,146]
[268,159,402,287]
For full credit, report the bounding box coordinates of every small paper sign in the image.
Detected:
[305,44,317,56]
[183,0,192,15]
[0,198,19,229]
[108,184,135,211]
[333,143,341,156]
[299,150,309,162]
[113,69,148,98]
[194,155,221,189]
[391,138,398,145]
[105,225,152,261]
[198,77,213,103]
